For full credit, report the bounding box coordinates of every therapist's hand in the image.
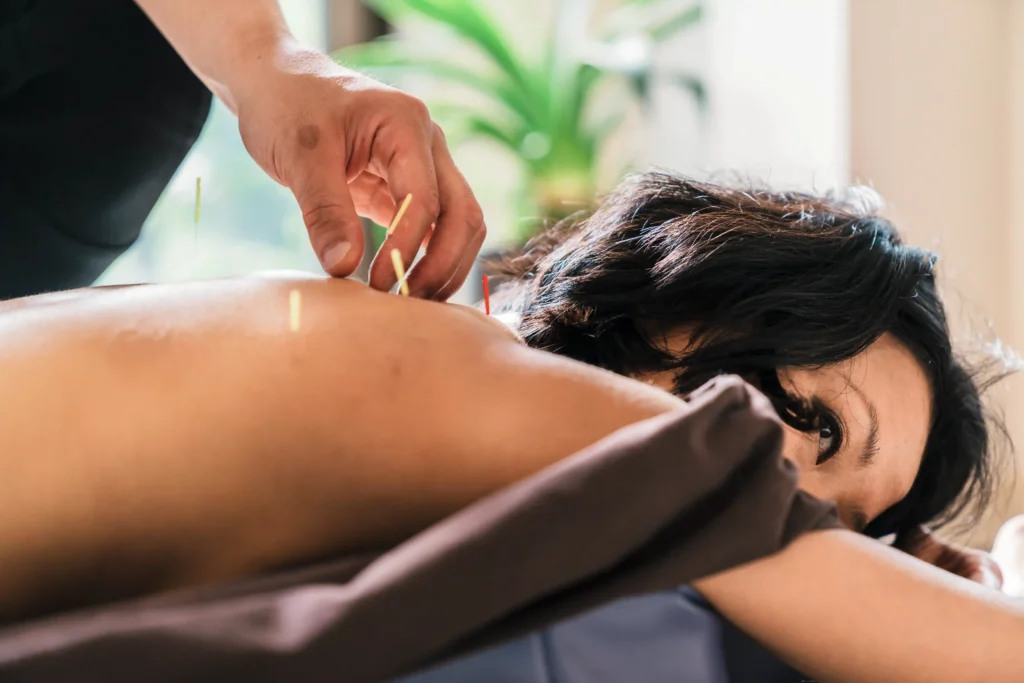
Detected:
[236,46,486,300]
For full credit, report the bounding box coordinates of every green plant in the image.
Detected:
[336,0,705,246]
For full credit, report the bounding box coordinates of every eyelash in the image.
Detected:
[815,403,845,465]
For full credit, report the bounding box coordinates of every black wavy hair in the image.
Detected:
[492,171,1010,539]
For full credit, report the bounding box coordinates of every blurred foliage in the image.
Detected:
[98,0,703,298]
[337,0,704,245]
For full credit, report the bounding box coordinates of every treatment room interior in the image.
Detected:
[106,0,1024,546]
[7,0,1024,681]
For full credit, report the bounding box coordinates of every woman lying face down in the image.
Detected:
[0,173,1021,683]
[494,172,1003,545]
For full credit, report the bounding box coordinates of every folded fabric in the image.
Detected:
[0,376,840,683]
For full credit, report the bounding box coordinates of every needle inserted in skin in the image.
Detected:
[482,274,491,315]
[390,249,410,297]
[289,289,301,332]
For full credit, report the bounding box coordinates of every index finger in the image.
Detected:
[367,129,440,294]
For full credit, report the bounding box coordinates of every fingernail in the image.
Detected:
[323,241,352,272]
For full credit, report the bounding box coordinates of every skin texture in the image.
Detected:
[133,0,485,297]
[0,275,1022,682]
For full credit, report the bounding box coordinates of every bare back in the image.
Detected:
[0,276,680,619]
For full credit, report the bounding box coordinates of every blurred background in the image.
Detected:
[99,0,1024,544]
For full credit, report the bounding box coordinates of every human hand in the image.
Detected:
[895,526,1004,590]
[235,45,486,300]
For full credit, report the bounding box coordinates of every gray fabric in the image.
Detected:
[396,590,804,683]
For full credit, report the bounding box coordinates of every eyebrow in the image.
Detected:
[848,383,881,470]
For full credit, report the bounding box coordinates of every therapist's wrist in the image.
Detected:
[209,22,303,113]
[229,39,363,117]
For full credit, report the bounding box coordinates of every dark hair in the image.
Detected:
[492,171,1010,539]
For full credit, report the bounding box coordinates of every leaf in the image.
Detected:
[369,219,388,254]
[649,3,704,42]
[358,0,550,127]
[605,0,661,18]
[360,0,413,23]
[537,2,607,171]
[628,71,653,108]
[465,117,520,150]
[568,63,604,131]
[449,115,524,154]
[365,0,533,94]
[666,70,708,113]
[335,39,537,126]
[611,67,706,114]
[601,1,703,43]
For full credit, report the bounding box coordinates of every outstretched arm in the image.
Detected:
[694,529,1024,683]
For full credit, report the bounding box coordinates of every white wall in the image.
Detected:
[851,0,1024,544]
[650,0,850,191]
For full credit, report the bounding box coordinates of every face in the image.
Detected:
[645,333,932,531]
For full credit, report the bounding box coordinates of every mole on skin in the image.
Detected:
[297,124,321,151]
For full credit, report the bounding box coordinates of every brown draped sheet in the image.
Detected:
[0,376,840,682]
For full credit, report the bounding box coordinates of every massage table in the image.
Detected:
[397,589,804,683]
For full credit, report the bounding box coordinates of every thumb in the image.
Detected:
[288,145,365,277]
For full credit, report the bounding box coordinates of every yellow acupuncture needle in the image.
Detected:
[386,194,414,296]
[193,176,202,277]
[195,177,202,226]
[390,249,410,297]
[387,193,413,236]
[289,289,301,332]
